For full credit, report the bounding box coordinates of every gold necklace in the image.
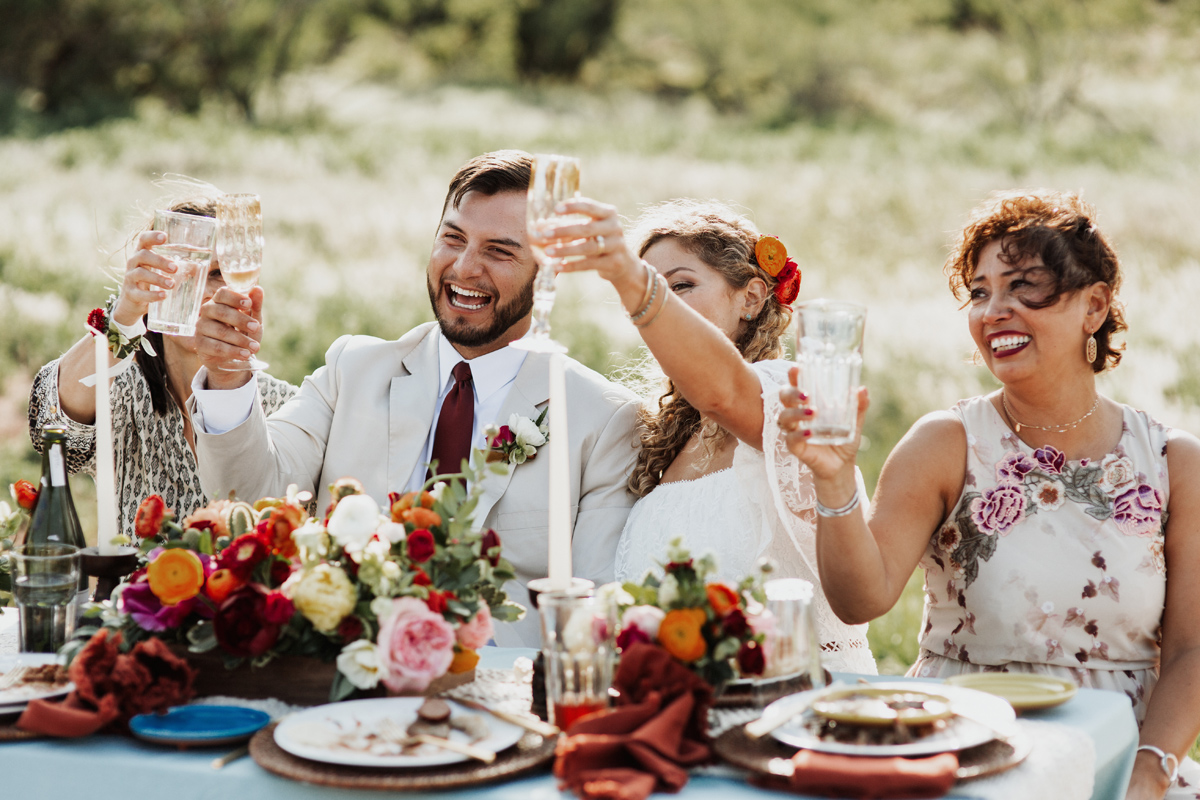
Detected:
[1001,393,1100,434]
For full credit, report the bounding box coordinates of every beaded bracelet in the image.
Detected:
[629,266,661,323]
[633,275,669,328]
[815,486,861,518]
[1136,745,1179,784]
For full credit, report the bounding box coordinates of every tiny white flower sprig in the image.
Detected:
[484,408,549,466]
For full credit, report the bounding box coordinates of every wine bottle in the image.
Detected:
[21,425,90,606]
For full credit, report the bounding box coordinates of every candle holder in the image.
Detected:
[526,577,594,610]
[80,546,140,603]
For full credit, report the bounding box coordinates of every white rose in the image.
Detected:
[292,519,328,557]
[336,640,382,690]
[509,414,547,447]
[658,574,680,607]
[377,522,407,544]
[326,494,383,547]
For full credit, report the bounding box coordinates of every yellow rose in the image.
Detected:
[284,563,357,633]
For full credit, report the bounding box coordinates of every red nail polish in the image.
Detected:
[798,392,809,402]
[803,408,815,417]
[802,430,811,438]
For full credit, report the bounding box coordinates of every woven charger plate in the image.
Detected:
[249,722,556,790]
[0,722,41,742]
[712,724,1031,782]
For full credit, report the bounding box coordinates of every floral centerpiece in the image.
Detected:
[0,481,38,605]
[608,538,770,687]
[76,457,524,701]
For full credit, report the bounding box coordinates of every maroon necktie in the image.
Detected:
[429,361,474,478]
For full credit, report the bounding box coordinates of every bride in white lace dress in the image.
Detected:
[535,198,875,674]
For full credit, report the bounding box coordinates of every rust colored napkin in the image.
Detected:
[752,749,960,799]
[554,643,714,800]
[18,629,196,737]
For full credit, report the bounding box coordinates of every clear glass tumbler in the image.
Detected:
[539,591,616,730]
[794,299,868,445]
[13,543,81,653]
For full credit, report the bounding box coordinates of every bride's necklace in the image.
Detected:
[1001,392,1100,434]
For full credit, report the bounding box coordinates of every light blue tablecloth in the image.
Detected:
[0,612,1136,799]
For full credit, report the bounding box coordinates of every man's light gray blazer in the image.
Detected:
[190,322,640,645]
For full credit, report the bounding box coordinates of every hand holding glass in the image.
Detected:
[214,193,268,371]
[513,154,583,353]
[147,210,217,337]
[13,544,81,653]
[795,300,867,445]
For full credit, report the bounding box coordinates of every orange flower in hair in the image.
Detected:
[755,235,788,277]
[657,608,708,662]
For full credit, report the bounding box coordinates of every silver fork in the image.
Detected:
[0,666,30,692]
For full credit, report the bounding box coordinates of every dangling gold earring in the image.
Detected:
[1086,333,1097,364]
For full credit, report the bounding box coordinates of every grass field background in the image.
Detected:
[2,4,1200,684]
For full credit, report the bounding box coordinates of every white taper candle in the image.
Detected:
[547,351,571,591]
[94,330,118,554]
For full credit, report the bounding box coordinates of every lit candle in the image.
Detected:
[547,352,571,590]
[94,329,118,555]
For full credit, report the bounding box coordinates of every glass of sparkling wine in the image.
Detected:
[512,153,586,354]
[146,210,217,337]
[214,193,268,371]
[795,299,867,445]
[13,543,80,653]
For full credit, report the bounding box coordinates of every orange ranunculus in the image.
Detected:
[754,235,788,277]
[147,549,206,606]
[390,491,436,522]
[705,583,740,617]
[657,608,708,662]
[403,507,442,529]
[449,647,480,674]
[259,505,303,559]
[204,568,245,605]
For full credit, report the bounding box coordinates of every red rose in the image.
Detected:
[269,558,293,587]
[723,608,749,637]
[425,589,455,615]
[134,495,169,540]
[12,480,39,512]
[480,529,501,567]
[214,586,282,657]
[217,533,269,579]
[337,615,364,644]
[262,590,295,626]
[407,529,435,563]
[87,307,107,333]
[490,426,515,448]
[411,567,432,587]
[736,639,765,676]
[774,273,800,306]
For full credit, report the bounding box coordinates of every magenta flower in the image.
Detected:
[970,484,1026,536]
[1112,484,1165,537]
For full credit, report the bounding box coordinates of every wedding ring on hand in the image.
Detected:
[596,234,606,254]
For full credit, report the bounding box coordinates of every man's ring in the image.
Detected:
[596,234,606,254]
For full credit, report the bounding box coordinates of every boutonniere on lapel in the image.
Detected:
[484,409,549,465]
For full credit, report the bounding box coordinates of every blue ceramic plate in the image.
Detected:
[129,705,271,747]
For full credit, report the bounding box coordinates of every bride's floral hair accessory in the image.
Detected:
[754,235,801,307]
[485,408,549,466]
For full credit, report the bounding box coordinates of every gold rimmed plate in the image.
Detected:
[944,673,1077,711]
[810,686,954,727]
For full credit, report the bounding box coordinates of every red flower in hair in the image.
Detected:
[87,308,107,333]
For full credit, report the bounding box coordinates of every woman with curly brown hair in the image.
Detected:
[533,198,876,674]
[779,190,1200,799]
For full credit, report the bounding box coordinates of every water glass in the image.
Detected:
[760,578,825,688]
[13,543,81,653]
[795,299,867,445]
[539,591,616,730]
[147,209,217,337]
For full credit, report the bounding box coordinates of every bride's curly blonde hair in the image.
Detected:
[627,200,793,498]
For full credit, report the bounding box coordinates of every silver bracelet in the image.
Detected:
[629,265,660,323]
[1136,745,1179,783]
[815,487,861,518]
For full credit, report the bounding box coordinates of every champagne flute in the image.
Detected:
[214,193,268,371]
[512,154,585,353]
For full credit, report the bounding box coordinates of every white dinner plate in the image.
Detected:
[273,697,524,768]
[769,681,1016,757]
[0,653,73,711]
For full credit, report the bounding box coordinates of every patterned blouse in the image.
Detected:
[29,358,297,540]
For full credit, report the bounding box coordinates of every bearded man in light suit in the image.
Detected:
[187,151,640,645]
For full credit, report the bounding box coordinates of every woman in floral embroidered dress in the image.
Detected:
[530,198,876,675]
[779,190,1200,800]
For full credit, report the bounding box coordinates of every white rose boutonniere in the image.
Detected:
[485,408,549,466]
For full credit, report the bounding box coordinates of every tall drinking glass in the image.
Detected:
[512,154,584,354]
[539,591,616,730]
[214,193,268,371]
[760,578,825,690]
[794,300,867,445]
[147,210,217,336]
[13,543,81,653]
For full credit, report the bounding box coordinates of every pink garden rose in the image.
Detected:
[455,604,494,650]
[1112,484,1165,538]
[377,597,456,693]
[970,484,1026,536]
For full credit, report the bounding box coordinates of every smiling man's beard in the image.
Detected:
[427,277,535,349]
